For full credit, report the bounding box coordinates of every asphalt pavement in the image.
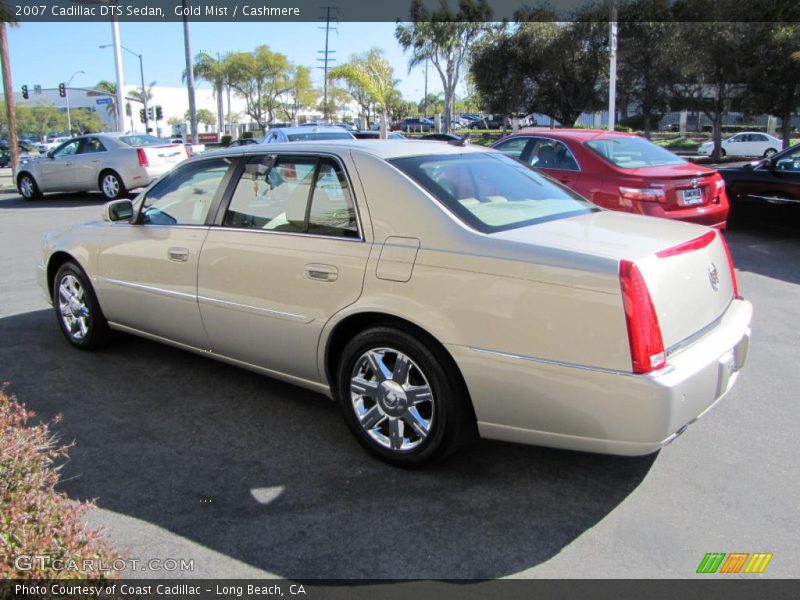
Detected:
[0,186,798,579]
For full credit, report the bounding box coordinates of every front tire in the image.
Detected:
[99,170,127,200]
[53,261,111,350]
[18,173,41,200]
[764,148,777,158]
[336,326,474,466]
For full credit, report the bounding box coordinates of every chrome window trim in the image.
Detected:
[208,226,365,243]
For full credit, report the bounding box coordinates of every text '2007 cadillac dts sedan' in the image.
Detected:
[38,141,752,466]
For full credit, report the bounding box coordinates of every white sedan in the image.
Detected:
[699,132,782,158]
[37,141,752,466]
[16,133,187,201]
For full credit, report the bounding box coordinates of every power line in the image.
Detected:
[317,6,338,121]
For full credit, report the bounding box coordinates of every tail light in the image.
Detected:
[619,260,666,374]
[619,186,666,203]
[718,232,740,299]
[137,148,148,167]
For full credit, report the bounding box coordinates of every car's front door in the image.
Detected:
[94,157,235,348]
[37,139,81,191]
[197,153,370,383]
[736,147,800,204]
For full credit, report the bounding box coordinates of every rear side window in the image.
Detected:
[494,137,530,160]
[222,155,358,238]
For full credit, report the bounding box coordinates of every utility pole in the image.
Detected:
[608,0,618,132]
[0,23,19,170]
[111,19,126,132]
[423,58,428,117]
[317,6,338,122]
[182,0,198,143]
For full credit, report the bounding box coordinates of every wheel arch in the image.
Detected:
[323,311,475,419]
[46,251,80,302]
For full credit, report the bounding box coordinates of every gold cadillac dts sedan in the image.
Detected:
[38,141,752,466]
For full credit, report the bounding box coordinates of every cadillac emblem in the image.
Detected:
[708,263,720,291]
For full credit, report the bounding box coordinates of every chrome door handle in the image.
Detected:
[91,160,101,163]
[168,247,189,262]
[304,263,338,282]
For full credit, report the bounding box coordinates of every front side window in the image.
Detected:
[390,152,596,233]
[53,140,80,158]
[140,158,231,226]
[586,136,685,168]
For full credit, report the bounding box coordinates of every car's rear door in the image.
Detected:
[734,148,800,204]
[95,157,236,348]
[37,139,81,191]
[197,152,370,383]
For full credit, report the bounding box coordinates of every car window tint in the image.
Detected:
[528,139,579,171]
[494,137,530,159]
[308,159,359,238]
[141,158,231,226]
[79,137,106,154]
[753,134,768,142]
[223,155,317,232]
[586,136,685,168]
[53,140,80,158]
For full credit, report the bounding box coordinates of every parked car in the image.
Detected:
[392,118,435,133]
[698,132,782,158]
[468,116,504,130]
[226,138,260,148]
[493,130,730,229]
[38,140,751,466]
[352,131,406,140]
[718,142,800,206]
[15,133,188,201]
[0,140,37,164]
[261,126,355,143]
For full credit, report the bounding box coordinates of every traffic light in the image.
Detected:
[21,85,28,99]
[155,105,163,121]
[147,107,154,121]
[139,109,145,124]
[58,83,66,98]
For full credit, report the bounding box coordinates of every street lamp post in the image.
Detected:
[65,70,85,135]
[100,43,147,133]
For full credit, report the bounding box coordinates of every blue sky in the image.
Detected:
[7,21,464,103]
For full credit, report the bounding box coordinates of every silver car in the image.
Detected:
[15,133,188,201]
[38,141,752,466]
[261,126,355,144]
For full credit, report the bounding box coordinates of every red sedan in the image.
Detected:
[492,130,729,229]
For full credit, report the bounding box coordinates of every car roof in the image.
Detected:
[509,128,640,142]
[198,139,491,161]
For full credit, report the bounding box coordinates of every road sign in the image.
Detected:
[96,97,113,105]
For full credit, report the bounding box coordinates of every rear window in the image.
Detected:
[119,134,168,148]
[286,132,353,142]
[390,153,597,233]
[586,136,685,168]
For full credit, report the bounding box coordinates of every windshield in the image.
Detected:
[119,134,169,148]
[586,136,685,168]
[286,132,353,141]
[390,153,597,233]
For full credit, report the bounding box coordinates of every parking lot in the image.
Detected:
[0,177,798,579]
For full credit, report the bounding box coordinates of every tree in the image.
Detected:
[226,45,293,130]
[470,27,526,126]
[187,108,216,132]
[418,92,444,116]
[16,103,66,139]
[69,108,105,134]
[193,51,226,133]
[317,83,349,122]
[280,65,318,124]
[128,81,156,106]
[617,0,679,137]
[741,22,800,148]
[94,80,119,121]
[396,0,490,133]
[328,48,397,138]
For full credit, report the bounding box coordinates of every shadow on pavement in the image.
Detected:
[726,202,800,286]
[1,309,656,579]
[0,192,135,209]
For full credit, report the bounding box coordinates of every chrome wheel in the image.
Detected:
[102,173,120,199]
[764,148,777,158]
[58,274,90,341]
[19,175,34,199]
[350,347,434,452]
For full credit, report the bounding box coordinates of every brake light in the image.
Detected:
[619,260,666,374]
[137,148,148,167]
[718,232,740,299]
[655,230,716,258]
[619,186,666,203]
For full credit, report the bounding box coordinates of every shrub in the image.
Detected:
[220,135,232,147]
[0,387,124,579]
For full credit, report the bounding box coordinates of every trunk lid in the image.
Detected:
[492,211,735,351]
[140,144,187,168]
[624,164,723,212]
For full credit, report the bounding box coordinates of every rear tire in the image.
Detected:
[763,148,777,158]
[99,170,127,200]
[336,326,475,467]
[53,261,111,350]
[18,173,41,201]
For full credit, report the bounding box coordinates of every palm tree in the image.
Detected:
[328,48,397,138]
[95,80,119,121]
[190,52,225,134]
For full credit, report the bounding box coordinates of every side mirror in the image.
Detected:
[765,157,777,170]
[46,149,54,158]
[102,198,134,222]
